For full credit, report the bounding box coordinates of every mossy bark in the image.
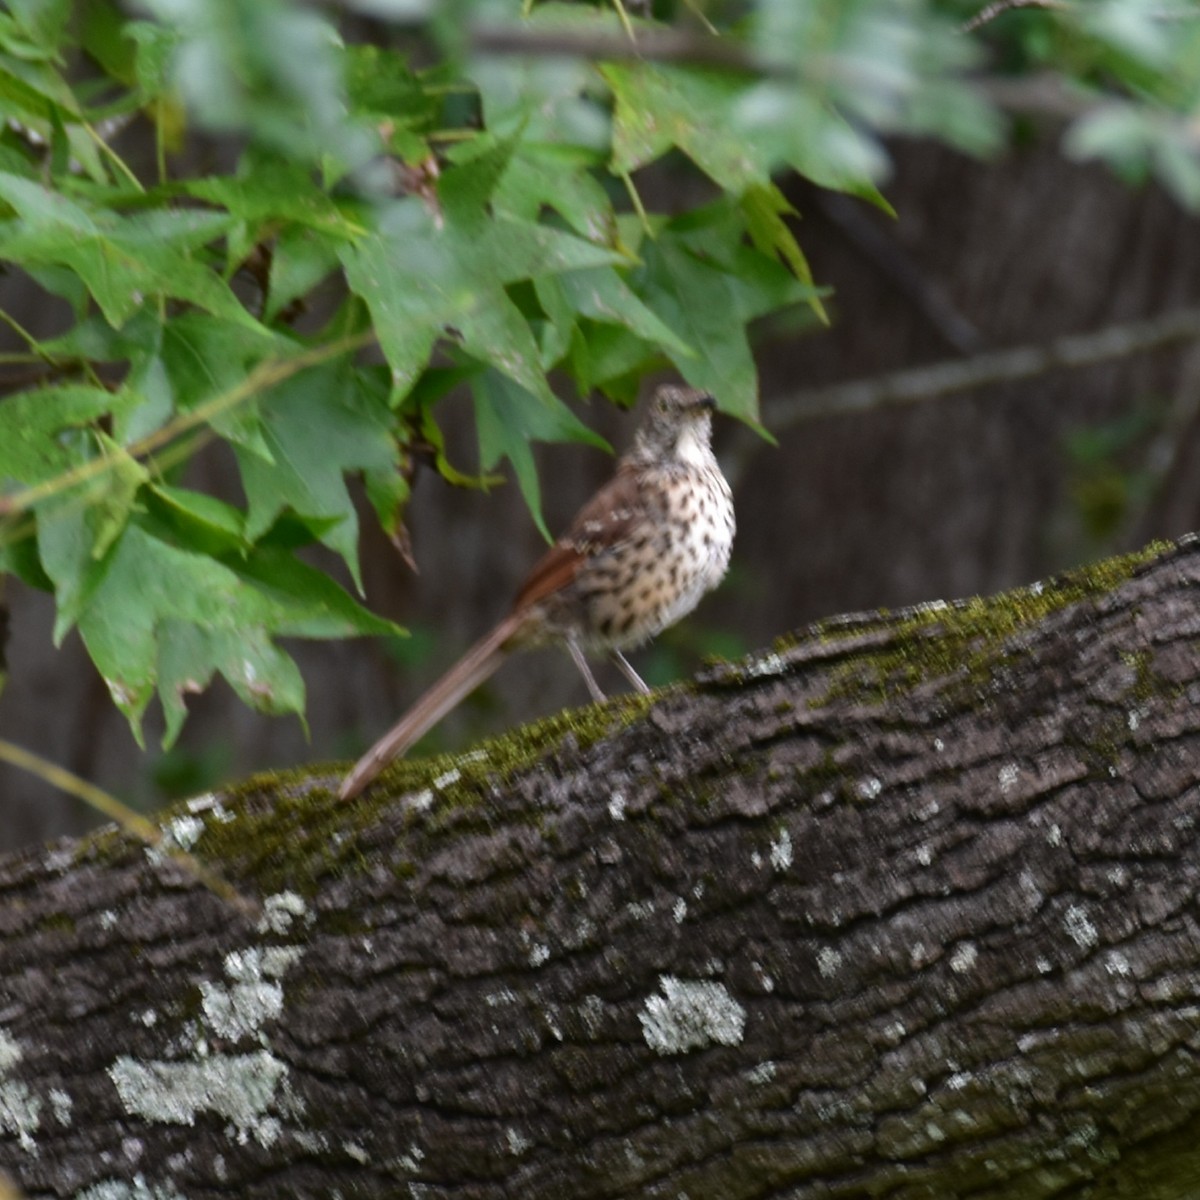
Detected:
[4,538,1200,1198]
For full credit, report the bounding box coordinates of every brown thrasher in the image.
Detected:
[338,384,735,800]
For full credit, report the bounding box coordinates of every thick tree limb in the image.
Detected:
[4,538,1200,1196]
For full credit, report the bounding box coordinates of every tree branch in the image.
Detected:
[762,305,1200,429]
[5,539,1200,1195]
[469,21,788,76]
[962,0,1069,34]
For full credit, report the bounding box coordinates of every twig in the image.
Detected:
[963,0,1069,34]
[0,739,259,919]
[762,306,1200,429]
[469,22,792,77]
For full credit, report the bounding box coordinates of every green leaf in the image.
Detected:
[0,173,262,328]
[228,543,403,639]
[265,224,340,322]
[0,384,129,486]
[70,514,401,746]
[154,313,280,451]
[471,369,607,540]
[639,238,757,420]
[493,144,615,243]
[555,266,694,357]
[156,617,305,747]
[90,432,148,561]
[5,0,71,51]
[740,183,829,326]
[136,0,375,170]
[603,62,769,193]
[185,160,362,236]
[344,43,436,124]
[233,361,403,588]
[36,496,113,642]
[146,483,248,558]
[341,187,623,400]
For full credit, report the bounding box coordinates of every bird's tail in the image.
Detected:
[338,613,523,800]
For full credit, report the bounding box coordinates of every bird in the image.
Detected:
[338,383,736,800]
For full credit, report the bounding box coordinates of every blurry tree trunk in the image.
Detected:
[3,537,1200,1198]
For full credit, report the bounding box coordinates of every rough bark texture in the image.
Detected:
[4,538,1200,1198]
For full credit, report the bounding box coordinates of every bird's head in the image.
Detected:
[631,385,718,466]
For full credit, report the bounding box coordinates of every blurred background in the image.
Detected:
[5,3,1200,851]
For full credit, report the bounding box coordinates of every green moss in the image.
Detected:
[40,911,76,935]
[77,689,658,900]
[816,540,1173,708]
[479,690,656,782]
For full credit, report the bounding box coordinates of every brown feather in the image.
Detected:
[513,468,648,611]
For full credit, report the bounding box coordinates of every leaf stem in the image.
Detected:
[620,171,653,238]
[0,739,259,917]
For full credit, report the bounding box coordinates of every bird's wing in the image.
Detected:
[512,467,650,611]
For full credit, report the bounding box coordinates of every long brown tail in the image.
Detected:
[338,613,523,800]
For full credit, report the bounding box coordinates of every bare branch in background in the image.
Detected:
[963,0,1070,34]
[762,306,1200,431]
[469,21,789,76]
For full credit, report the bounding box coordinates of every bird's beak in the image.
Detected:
[691,392,717,413]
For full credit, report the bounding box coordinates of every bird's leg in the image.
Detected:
[566,635,607,703]
[610,649,650,694]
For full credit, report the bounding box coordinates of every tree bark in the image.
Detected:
[4,537,1200,1198]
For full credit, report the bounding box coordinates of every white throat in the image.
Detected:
[674,422,713,468]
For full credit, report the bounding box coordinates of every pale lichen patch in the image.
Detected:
[817,947,843,978]
[201,947,301,1044]
[108,1052,289,1145]
[745,1060,777,1084]
[1105,950,1131,977]
[160,815,205,853]
[0,1030,21,1072]
[639,976,746,1056]
[76,1175,188,1200]
[49,1087,72,1126]
[256,891,309,936]
[950,941,978,974]
[0,1079,40,1153]
[857,776,883,800]
[1064,904,1098,950]
[0,1029,40,1152]
[742,651,787,679]
[770,826,793,872]
[200,979,283,1045]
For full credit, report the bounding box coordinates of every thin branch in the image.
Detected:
[469,22,790,77]
[963,0,1069,34]
[0,331,373,526]
[0,739,259,918]
[762,306,1200,430]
